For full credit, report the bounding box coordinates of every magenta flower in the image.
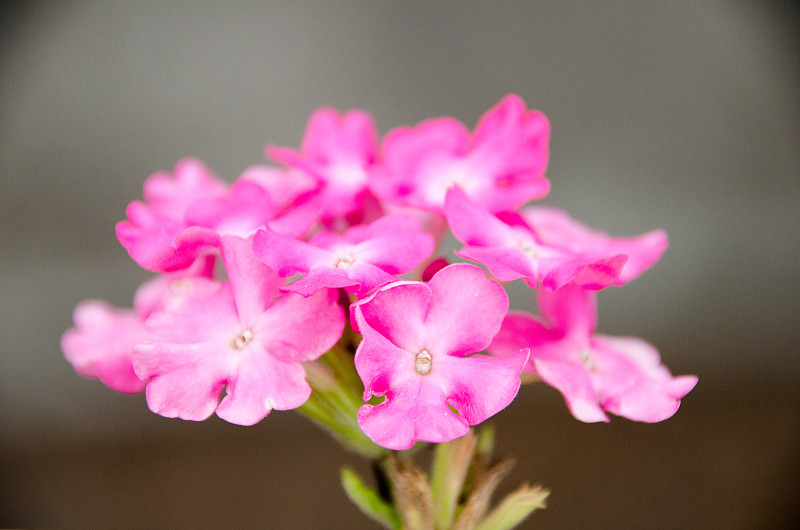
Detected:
[351,264,529,450]
[445,187,629,291]
[132,235,344,425]
[253,214,435,297]
[371,94,550,214]
[489,285,697,423]
[267,107,380,221]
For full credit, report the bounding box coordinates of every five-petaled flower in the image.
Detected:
[351,264,529,449]
[489,284,697,423]
[132,235,344,425]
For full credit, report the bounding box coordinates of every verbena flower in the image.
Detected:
[267,107,381,224]
[351,264,529,449]
[489,284,697,422]
[132,235,344,425]
[371,94,550,214]
[252,214,434,297]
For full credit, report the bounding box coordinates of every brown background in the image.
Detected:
[1,1,798,528]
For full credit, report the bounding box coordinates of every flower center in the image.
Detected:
[233,329,254,350]
[579,348,595,371]
[335,255,355,269]
[518,240,539,258]
[415,350,432,375]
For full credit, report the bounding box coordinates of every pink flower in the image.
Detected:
[253,214,435,297]
[132,235,344,425]
[352,264,529,450]
[117,160,316,273]
[61,300,149,394]
[371,94,550,214]
[520,206,668,285]
[60,257,215,394]
[267,107,380,222]
[489,285,697,423]
[445,187,628,291]
[115,158,229,272]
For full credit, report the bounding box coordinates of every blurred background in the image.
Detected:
[1,1,798,527]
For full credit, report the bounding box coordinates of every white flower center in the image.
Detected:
[335,255,355,269]
[415,350,432,375]
[518,240,539,258]
[233,329,254,350]
[579,348,595,371]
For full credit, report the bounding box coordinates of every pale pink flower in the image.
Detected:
[489,285,697,423]
[371,94,550,214]
[352,264,529,450]
[61,300,149,394]
[132,235,344,425]
[253,214,434,297]
[445,187,628,291]
[61,256,217,394]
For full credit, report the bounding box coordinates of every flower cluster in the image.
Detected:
[62,95,696,452]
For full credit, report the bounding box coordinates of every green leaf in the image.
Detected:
[341,467,402,530]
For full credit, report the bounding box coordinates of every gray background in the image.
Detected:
[1,1,798,527]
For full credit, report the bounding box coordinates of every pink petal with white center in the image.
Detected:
[353,270,526,449]
[590,335,698,422]
[447,188,627,291]
[215,347,312,425]
[132,255,217,320]
[424,264,509,357]
[132,281,240,378]
[522,206,668,285]
[61,300,148,394]
[353,322,472,449]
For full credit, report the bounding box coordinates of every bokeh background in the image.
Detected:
[1,1,798,527]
